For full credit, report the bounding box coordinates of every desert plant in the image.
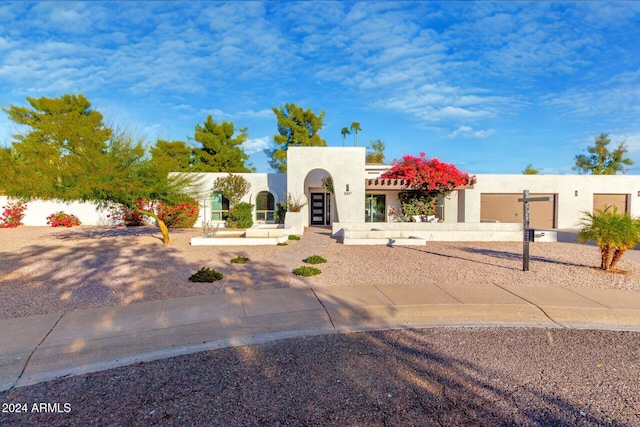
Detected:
[288,235,301,240]
[46,211,81,227]
[292,266,321,276]
[321,176,333,194]
[275,201,287,224]
[277,242,288,246]
[578,205,640,271]
[227,202,253,228]
[188,267,224,282]
[230,255,250,264]
[156,200,199,228]
[304,255,327,264]
[286,193,307,212]
[0,199,27,228]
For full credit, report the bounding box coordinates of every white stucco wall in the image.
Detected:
[0,196,112,226]
[287,147,366,227]
[183,172,287,226]
[461,174,640,229]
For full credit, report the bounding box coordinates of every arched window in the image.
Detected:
[211,192,230,221]
[255,191,275,222]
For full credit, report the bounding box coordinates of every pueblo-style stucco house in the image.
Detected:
[188,147,640,242]
[6,146,640,243]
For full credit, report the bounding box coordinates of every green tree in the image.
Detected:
[1,94,202,245]
[150,139,193,173]
[191,116,251,172]
[212,174,251,206]
[350,122,361,146]
[573,133,633,174]
[579,205,640,270]
[366,139,386,164]
[1,94,113,199]
[213,174,252,228]
[522,164,539,174]
[341,127,350,147]
[266,103,326,172]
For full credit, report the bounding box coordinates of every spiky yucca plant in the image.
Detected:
[579,205,640,270]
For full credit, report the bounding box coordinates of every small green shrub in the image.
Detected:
[288,235,301,240]
[292,266,321,276]
[188,267,223,283]
[230,255,250,264]
[275,201,287,224]
[277,242,288,246]
[304,255,327,264]
[228,202,253,228]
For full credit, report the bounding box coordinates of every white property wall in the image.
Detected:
[461,174,640,229]
[0,196,112,226]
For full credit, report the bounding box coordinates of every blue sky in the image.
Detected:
[1,1,640,174]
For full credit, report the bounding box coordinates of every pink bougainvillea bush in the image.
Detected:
[0,199,27,228]
[46,211,82,227]
[381,152,471,193]
[157,200,199,228]
[381,152,473,219]
[107,199,153,226]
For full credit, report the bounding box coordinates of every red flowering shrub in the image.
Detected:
[108,199,152,226]
[0,199,27,228]
[46,211,81,227]
[381,152,471,193]
[381,153,472,219]
[157,200,199,228]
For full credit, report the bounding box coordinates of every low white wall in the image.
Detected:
[334,221,524,242]
[0,197,112,226]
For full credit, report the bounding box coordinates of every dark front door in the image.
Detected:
[310,192,326,225]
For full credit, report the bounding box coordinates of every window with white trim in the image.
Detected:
[211,192,230,221]
[255,191,275,222]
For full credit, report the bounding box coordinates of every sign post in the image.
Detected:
[517,190,553,271]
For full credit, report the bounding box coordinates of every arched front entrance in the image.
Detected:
[304,169,333,226]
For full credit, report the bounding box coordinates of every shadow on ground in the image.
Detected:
[0,227,308,318]
[1,327,637,426]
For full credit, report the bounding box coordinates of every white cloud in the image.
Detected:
[609,133,640,154]
[243,136,271,154]
[446,126,495,139]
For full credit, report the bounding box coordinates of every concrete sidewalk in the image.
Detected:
[2,282,640,392]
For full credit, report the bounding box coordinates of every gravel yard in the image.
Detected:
[1,226,639,319]
[2,226,640,426]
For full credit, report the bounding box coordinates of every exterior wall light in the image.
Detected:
[346,184,349,192]
[575,190,578,197]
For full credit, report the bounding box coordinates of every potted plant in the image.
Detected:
[284,193,307,235]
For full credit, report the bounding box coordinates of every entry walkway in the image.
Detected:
[2,282,640,392]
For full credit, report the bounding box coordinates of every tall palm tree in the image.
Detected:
[340,127,350,147]
[350,122,361,146]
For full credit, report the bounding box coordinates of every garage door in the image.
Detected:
[593,194,628,214]
[481,193,556,229]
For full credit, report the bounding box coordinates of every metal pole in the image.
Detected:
[523,190,530,271]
